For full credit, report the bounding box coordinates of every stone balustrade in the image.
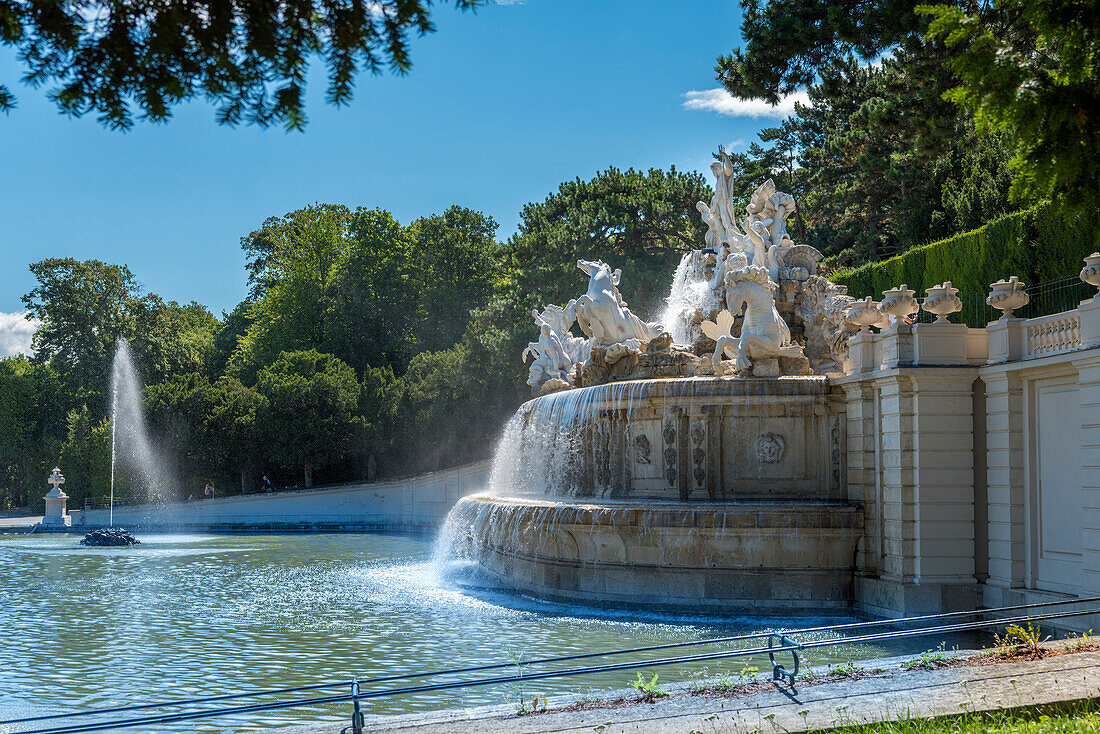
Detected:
[843,267,1100,375]
[1025,312,1082,357]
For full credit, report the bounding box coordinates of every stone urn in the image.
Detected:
[880,284,918,322]
[1081,252,1100,292]
[986,276,1030,319]
[922,282,962,323]
[846,296,882,332]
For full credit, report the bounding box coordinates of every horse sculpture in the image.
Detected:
[711,264,803,374]
[570,259,663,345]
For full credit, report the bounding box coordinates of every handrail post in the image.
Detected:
[350,680,364,734]
[768,633,801,686]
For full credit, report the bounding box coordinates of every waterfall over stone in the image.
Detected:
[436,166,863,612]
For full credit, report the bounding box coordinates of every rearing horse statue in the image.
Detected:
[712,264,803,372]
[570,259,663,345]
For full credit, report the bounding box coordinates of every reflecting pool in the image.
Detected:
[0,533,973,732]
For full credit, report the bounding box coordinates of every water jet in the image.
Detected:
[80,339,164,546]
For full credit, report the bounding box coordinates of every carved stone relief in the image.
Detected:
[690,419,707,490]
[662,414,678,487]
[754,432,786,464]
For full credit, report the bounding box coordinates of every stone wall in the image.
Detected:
[71,460,491,533]
[838,291,1100,623]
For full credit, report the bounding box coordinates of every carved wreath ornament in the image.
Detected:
[754,432,786,464]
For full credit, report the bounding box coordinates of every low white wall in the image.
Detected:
[71,460,491,533]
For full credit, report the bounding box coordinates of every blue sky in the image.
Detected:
[0,0,803,355]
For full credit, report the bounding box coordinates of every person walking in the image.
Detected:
[262,475,272,493]
[203,482,214,499]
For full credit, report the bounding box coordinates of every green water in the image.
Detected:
[0,533,969,732]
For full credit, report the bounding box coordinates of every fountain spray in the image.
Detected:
[109,378,117,528]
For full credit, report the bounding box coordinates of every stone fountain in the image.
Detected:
[440,148,868,613]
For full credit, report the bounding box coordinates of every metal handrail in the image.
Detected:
[5,598,1100,734]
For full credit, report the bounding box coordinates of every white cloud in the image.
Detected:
[682,88,810,118]
[0,312,40,358]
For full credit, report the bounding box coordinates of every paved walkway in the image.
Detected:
[0,516,41,530]
[272,650,1100,734]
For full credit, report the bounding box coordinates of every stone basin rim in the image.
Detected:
[461,493,855,510]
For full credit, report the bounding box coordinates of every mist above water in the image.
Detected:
[110,340,171,503]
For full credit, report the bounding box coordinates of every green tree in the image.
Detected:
[408,206,501,354]
[57,406,112,509]
[324,208,420,373]
[0,0,485,129]
[130,298,219,384]
[234,204,353,378]
[202,378,265,493]
[144,372,212,498]
[234,204,424,378]
[211,302,253,378]
[714,0,1013,103]
[255,350,360,488]
[921,0,1100,240]
[358,365,399,480]
[22,258,141,410]
[0,357,66,511]
[390,337,515,473]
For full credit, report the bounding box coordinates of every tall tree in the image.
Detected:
[22,258,141,409]
[234,204,353,379]
[325,208,421,373]
[255,350,359,488]
[130,298,219,384]
[0,357,66,510]
[0,0,485,129]
[408,206,500,354]
[921,0,1100,240]
[201,378,265,493]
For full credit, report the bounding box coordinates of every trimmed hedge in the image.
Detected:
[832,204,1096,309]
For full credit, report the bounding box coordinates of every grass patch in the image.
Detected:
[820,700,1100,733]
[827,662,866,678]
[902,646,954,671]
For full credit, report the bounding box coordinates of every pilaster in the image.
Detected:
[848,330,879,374]
[1073,353,1100,595]
[980,369,1026,588]
[910,370,977,584]
[879,323,914,369]
[839,380,879,575]
[1080,297,1100,348]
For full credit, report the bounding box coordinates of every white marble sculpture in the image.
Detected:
[697,156,798,292]
[711,265,805,375]
[42,467,69,527]
[523,305,592,393]
[523,321,573,393]
[572,259,663,346]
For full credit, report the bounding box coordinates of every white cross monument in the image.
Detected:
[42,467,69,527]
